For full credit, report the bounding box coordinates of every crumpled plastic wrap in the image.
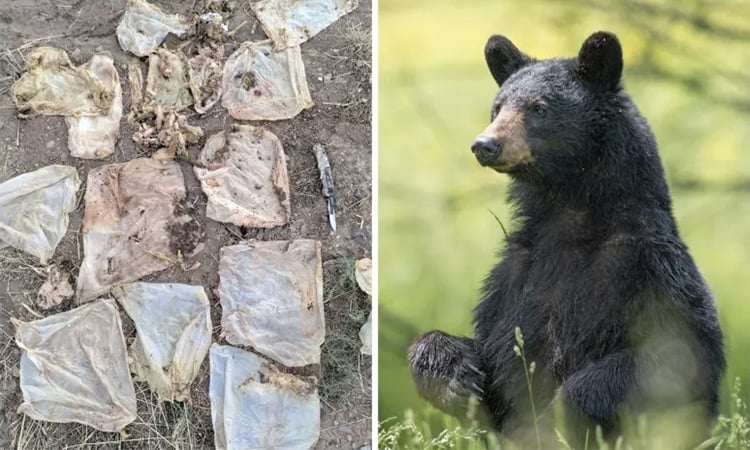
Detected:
[219,240,324,367]
[194,125,291,228]
[10,46,113,117]
[76,158,189,302]
[114,282,212,402]
[0,165,80,263]
[13,299,137,432]
[355,258,372,355]
[209,344,320,450]
[66,53,123,159]
[221,41,313,121]
[251,0,360,50]
[116,0,189,57]
[188,50,223,114]
[144,48,193,112]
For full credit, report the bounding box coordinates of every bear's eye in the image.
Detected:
[533,104,547,117]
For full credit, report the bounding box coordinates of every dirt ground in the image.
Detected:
[0,1,372,449]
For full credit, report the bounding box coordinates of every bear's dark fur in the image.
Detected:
[408,31,725,446]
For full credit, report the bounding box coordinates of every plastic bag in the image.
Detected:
[194,125,291,228]
[251,0,360,50]
[116,0,189,57]
[114,282,212,402]
[13,299,137,432]
[209,344,320,450]
[221,41,313,121]
[66,53,123,159]
[219,240,324,367]
[188,50,223,114]
[0,165,80,263]
[10,46,113,117]
[144,48,193,112]
[76,158,192,302]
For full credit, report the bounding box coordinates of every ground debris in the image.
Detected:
[251,0,360,50]
[37,264,73,309]
[144,48,193,112]
[13,299,137,432]
[209,344,320,450]
[133,108,204,160]
[114,282,212,403]
[221,41,313,120]
[10,46,113,118]
[116,0,189,57]
[218,240,324,367]
[313,144,337,232]
[0,165,80,264]
[66,53,122,159]
[355,258,372,355]
[194,125,290,227]
[76,158,198,302]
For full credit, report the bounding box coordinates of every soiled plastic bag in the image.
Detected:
[221,41,313,121]
[209,344,320,450]
[114,282,212,402]
[66,54,123,159]
[355,258,372,355]
[10,46,113,118]
[13,299,137,432]
[251,0,360,50]
[219,240,324,367]
[188,50,223,114]
[0,165,80,263]
[144,48,193,112]
[194,125,291,228]
[116,0,189,57]
[76,158,190,302]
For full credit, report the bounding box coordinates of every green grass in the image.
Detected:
[378,0,750,439]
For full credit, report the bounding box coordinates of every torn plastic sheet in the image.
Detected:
[209,344,320,450]
[114,282,212,402]
[251,0,360,50]
[13,299,137,432]
[76,158,190,302]
[116,0,189,57]
[194,125,290,228]
[219,240,324,367]
[221,41,313,121]
[144,48,193,112]
[188,50,223,114]
[66,53,123,159]
[0,165,80,263]
[355,258,372,355]
[10,46,113,118]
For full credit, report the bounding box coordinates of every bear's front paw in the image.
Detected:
[408,331,486,417]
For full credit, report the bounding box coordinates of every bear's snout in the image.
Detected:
[471,136,501,166]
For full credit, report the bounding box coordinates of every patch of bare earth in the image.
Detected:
[0,0,371,448]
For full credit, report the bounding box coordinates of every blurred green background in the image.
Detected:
[378,0,750,426]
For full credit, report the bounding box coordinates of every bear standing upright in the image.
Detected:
[408,31,725,446]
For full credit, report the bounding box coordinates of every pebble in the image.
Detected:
[46,140,56,149]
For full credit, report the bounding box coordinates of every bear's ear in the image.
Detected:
[485,35,531,87]
[577,31,623,91]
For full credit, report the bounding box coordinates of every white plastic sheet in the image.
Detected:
[221,41,313,121]
[144,48,193,112]
[0,165,80,263]
[76,158,188,302]
[114,282,212,402]
[10,46,113,118]
[209,344,320,450]
[66,53,123,159]
[194,125,291,228]
[251,0,360,50]
[219,240,324,367]
[116,0,189,57]
[13,300,137,432]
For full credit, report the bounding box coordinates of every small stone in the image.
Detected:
[95,45,104,53]
[323,73,332,84]
[46,140,56,149]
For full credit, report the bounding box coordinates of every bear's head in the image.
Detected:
[471,32,624,181]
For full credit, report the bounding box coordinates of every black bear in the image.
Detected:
[408,31,725,447]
